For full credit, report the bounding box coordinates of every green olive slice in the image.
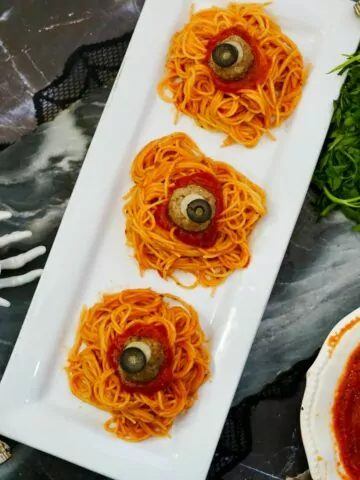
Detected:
[186,198,212,224]
[119,347,146,374]
[212,43,239,68]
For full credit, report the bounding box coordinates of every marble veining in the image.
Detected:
[233,197,360,404]
[0,0,144,143]
[0,90,108,248]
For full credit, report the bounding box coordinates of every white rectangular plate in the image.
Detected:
[0,1,358,480]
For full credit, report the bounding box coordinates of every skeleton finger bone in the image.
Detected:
[0,231,32,249]
[1,246,46,270]
[0,211,46,307]
[0,211,11,221]
[0,269,43,290]
[0,297,10,308]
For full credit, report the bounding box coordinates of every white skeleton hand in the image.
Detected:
[0,211,46,307]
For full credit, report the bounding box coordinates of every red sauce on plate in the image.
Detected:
[154,172,223,248]
[332,343,360,479]
[108,323,173,395]
[205,27,270,93]
[328,316,360,357]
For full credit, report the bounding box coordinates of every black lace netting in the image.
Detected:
[33,34,132,124]
[32,32,312,479]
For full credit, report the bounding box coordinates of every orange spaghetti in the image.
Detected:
[66,289,210,442]
[158,3,307,148]
[124,133,266,289]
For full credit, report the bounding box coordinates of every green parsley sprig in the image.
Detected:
[312,50,360,231]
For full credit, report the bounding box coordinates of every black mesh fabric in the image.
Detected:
[33,34,132,124]
[206,355,315,479]
[31,32,312,479]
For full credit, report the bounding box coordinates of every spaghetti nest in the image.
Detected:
[66,289,210,442]
[124,133,266,289]
[158,3,307,147]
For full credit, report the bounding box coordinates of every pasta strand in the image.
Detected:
[158,3,307,148]
[66,289,210,442]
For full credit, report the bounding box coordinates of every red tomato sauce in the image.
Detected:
[332,343,360,479]
[205,26,270,93]
[154,172,224,249]
[108,324,173,395]
[328,316,360,357]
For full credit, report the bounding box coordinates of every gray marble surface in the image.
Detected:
[0,0,143,144]
[235,193,360,403]
[0,0,358,479]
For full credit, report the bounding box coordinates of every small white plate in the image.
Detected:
[0,1,359,480]
[301,307,360,480]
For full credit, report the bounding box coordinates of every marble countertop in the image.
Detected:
[0,1,358,479]
[0,0,143,144]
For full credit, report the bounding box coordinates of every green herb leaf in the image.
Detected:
[312,45,360,231]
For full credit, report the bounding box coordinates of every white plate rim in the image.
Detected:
[300,306,360,480]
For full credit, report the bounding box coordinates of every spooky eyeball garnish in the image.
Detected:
[158,3,307,147]
[66,289,210,441]
[168,185,215,233]
[211,37,254,79]
[154,171,223,250]
[124,133,266,288]
[206,27,269,92]
[108,323,174,395]
[0,211,46,308]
